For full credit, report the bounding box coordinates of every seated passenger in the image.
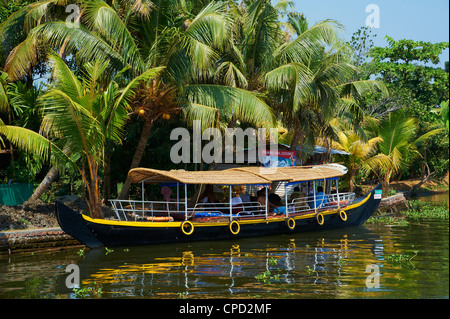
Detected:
[268,193,286,215]
[239,185,250,202]
[256,188,267,207]
[199,184,216,204]
[310,186,328,209]
[230,186,244,213]
[290,186,301,202]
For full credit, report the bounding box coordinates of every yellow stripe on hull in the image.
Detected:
[82,192,371,228]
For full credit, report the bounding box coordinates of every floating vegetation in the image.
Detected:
[255,270,280,284]
[367,200,448,225]
[385,251,419,268]
[72,282,103,299]
[406,200,449,220]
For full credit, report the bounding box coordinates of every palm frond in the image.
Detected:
[4,35,38,81]
[339,79,389,98]
[0,122,70,168]
[23,0,59,33]
[264,62,314,111]
[184,102,219,130]
[215,61,248,88]
[47,51,83,99]
[272,19,343,66]
[185,84,276,128]
[0,71,9,113]
[84,0,144,72]
[39,88,103,161]
[103,66,165,140]
[0,4,30,53]
[33,21,126,73]
[186,1,230,49]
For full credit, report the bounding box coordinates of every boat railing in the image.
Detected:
[109,192,356,222]
[327,192,355,204]
[110,199,188,221]
[290,192,355,214]
[109,199,269,222]
[192,201,266,219]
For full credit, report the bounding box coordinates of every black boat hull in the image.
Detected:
[56,184,382,248]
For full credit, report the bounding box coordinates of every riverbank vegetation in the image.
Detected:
[0,0,448,213]
[366,200,449,225]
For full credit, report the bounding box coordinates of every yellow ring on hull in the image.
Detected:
[316,213,325,226]
[229,220,240,235]
[181,220,194,235]
[339,210,348,222]
[286,217,296,230]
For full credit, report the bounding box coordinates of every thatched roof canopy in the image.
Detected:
[128,164,346,185]
[230,165,345,183]
[128,168,271,185]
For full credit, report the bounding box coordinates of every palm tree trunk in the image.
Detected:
[28,165,58,202]
[86,161,103,218]
[290,125,303,166]
[118,118,155,200]
[349,164,356,192]
[103,149,111,201]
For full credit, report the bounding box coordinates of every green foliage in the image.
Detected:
[406,200,449,220]
[0,2,448,203]
[349,26,377,67]
[369,37,449,107]
[361,36,449,179]
[385,251,418,268]
[72,282,103,299]
[255,270,280,284]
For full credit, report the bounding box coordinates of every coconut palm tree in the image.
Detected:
[326,126,386,192]
[220,4,387,164]
[2,0,277,200]
[365,110,443,191]
[1,52,163,216]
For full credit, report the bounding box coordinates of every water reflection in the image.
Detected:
[1,215,447,299]
[66,227,384,298]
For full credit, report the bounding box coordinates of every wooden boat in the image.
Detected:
[56,165,383,248]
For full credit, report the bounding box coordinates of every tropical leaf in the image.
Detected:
[185,84,276,129]
[0,71,9,113]
[271,19,343,66]
[264,62,314,111]
[4,35,39,81]
[103,66,165,140]
[0,122,70,168]
[215,61,248,88]
[84,0,144,72]
[47,51,83,99]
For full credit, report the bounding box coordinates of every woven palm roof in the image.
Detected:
[231,166,344,183]
[128,164,346,185]
[128,168,271,185]
[277,166,344,182]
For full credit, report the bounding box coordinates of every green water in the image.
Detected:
[0,195,448,299]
